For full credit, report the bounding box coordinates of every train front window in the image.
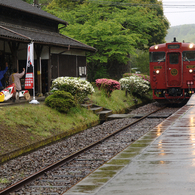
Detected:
[169,53,179,64]
[183,51,195,61]
[150,52,165,62]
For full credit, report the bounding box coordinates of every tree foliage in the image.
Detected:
[45,0,169,80]
[22,0,52,6]
[130,50,150,75]
[22,0,32,3]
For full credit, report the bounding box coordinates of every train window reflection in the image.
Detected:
[183,51,195,61]
[150,52,165,62]
[169,53,179,64]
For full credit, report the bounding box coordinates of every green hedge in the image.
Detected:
[45,91,76,113]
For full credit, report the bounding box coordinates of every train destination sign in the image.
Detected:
[168,44,180,49]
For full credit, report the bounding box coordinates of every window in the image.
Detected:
[150,52,165,62]
[169,53,179,64]
[183,51,195,61]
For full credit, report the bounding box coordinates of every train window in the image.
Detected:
[183,51,195,61]
[169,53,179,64]
[150,52,165,62]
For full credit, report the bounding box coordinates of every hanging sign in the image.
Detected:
[25,42,34,89]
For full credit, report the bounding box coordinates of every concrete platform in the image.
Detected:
[64,101,195,195]
[187,93,195,106]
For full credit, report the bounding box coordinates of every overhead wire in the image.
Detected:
[70,0,195,13]
[71,0,195,7]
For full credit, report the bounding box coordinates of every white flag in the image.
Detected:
[25,42,34,89]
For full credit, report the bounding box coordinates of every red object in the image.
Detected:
[25,43,34,89]
[149,39,195,102]
[25,73,34,89]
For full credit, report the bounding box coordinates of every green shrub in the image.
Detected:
[51,77,95,103]
[123,73,132,78]
[45,91,76,113]
[96,78,120,97]
[94,65,109,81]
[119,75,150,97]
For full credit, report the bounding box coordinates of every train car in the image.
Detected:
[149,37,195,103]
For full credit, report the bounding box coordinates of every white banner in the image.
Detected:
[25,42,34,89]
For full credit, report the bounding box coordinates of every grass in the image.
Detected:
[0,88,152,158]
[89,87,152,113]
[0,102,98,137]
[0,178,9,184]
[0,102,99,156]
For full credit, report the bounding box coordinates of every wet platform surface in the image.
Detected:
[64,95,195,195]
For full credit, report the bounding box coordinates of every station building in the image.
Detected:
[0,0,96,95]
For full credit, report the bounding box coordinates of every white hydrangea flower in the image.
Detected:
[51,77,95,102]
[119,75,150,96]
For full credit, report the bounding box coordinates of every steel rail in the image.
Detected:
[0,106,166,195]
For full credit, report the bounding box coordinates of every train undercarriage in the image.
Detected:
[153,88,193,104]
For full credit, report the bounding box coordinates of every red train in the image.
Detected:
[149,38,195,103]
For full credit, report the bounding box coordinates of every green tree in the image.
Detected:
[48,0,84,10]
[46,0,169,80]
[130,50,150,75]
[22,0,52,6]
[22,0,32,3]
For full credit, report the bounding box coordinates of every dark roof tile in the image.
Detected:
[0,23,96,52]
[0,0,68,25]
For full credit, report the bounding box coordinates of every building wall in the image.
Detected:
[0,40,87,94]
[51,54,87,79]
[0,40,11,53]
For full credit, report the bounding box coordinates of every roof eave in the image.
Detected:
[0,35,96,53]
[0,3,68,26]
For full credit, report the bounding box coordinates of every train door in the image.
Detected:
[166,52,182,87]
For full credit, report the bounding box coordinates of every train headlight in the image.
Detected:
[189,44,194,49]
[156,70,160,74]
[189,69,193,73]
[154,45,158,50]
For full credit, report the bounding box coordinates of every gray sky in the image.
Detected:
[162,0,195,26]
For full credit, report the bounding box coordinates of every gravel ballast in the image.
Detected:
[0,102,181,193]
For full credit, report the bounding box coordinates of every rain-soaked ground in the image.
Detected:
[64,97,195,195]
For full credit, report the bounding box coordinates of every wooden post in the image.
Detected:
[57,55,59,77]
[8,42,20,71]
[76,56,78,77]
[48,47,52,91]
[35,44,43,94]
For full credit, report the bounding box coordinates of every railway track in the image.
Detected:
[0,105,176,195]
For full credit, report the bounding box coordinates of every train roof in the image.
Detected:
[149,42,195,52]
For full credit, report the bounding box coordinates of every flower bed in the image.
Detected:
[51,77,95,103]
[96,78,120,97]
[119,75,150,96]
[123,73,150,82]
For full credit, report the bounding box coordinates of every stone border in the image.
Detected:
[0,120,99,164]
[0,98,152,164]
